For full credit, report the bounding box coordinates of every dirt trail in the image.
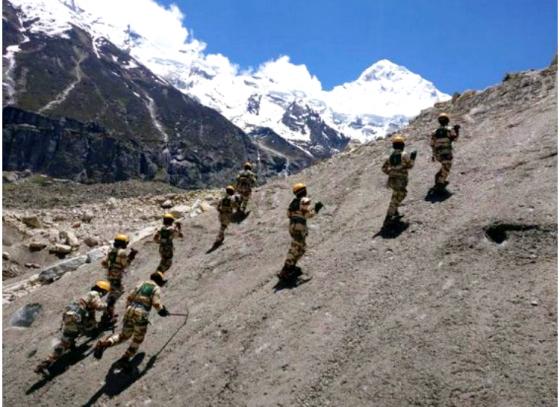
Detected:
[2,63,557,406]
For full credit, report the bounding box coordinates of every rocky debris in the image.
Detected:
[48,244,72,256]
[80,210,94,223]
[3,252,11,260]
[21,215,42,229]
[3,263,19,279]
[28,241,47,252]
[169,205,191,219]
[9,303,43,327]
[38,255,88,283]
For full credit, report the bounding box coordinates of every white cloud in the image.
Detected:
[255,55,324,95]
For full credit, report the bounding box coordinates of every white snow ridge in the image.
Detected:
[6,0,450,144]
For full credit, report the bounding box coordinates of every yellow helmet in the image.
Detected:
[226,185,235,193]
[163,213,175,220]
[392,134,405,144]
[292,182,306,194]
[95,280,111,292]
[438,113,450,124]
[243,162,253,170]
[114,233,129,244]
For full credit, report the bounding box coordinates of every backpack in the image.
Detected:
[434,127,450,140]
[389,151,402,167]
[63,302,87,325]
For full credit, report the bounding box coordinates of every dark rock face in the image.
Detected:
[281,102,349,159]
[2,1,284,188]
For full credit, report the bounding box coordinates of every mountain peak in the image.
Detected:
[358,59,409,82]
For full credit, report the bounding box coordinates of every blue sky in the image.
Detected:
[159,0,557,93]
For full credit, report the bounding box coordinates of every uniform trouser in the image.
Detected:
[157,246,173,273]
[284,223,307,267]
[436,159,453,185]
[105,277,123,319]
[386,177,408,217]
[216,213,232,242]
[47,325,80,363]
[238,188,252,211]
[104,306,149,359]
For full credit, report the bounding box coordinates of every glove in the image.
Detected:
[410,150,417,160]
[158,306,170,317]
[128,248,138,261]
[314,202,324,213]
[453,124,461,131]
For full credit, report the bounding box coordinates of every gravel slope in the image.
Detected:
[2,62,557,406]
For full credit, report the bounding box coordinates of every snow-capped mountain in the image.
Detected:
[6,0,449,156]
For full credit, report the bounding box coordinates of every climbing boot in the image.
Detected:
[34,360,52,376]
[93,340,109,360]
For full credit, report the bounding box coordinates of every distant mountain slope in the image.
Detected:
[2,0,306,187]
[5,0,449,162]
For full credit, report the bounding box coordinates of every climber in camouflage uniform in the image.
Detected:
[278,182,323,281]
[154,213,183,274]
[381,134,416,225]
[430,113,460,190]
[214,185,241,245]
[235,162,257,213]
[34,280,111,375]
[93,272,169,368]
[100,234,138,325]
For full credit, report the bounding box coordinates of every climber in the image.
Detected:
[154,213,183,274]
[430,112,460,190]
[381,134,416,226]
[100,233,138,326]
[278,182,323,282]
[34,280,111,375]
[93,272,169,370]
[213,185,241,246]
[235,162,257,213]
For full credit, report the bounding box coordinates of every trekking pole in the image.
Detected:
[168,312,189,317]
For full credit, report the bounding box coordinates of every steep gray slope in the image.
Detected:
[2,62,556,406]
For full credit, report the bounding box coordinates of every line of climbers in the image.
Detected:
[33,113,460,375]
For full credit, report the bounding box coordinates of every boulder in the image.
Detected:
[200,201,212,212]
[84,236,99,247]
[86,246,107,264]
[24,263,41,269]
[60,231,79,248]
[38,255,88,283]
[107,197,118,208]
[3,252,10,261]
[21,215,42,229]
[161,199,173,209]
[28,242,47,252]
[48,244,72,255]
[10,303,43,327]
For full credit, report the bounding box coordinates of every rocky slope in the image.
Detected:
[2,61,556,406]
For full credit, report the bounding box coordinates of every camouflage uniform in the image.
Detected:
[154,225,181,273]
[431,125,459,186]
[216,193,240,243]
[38,290,106,368]
[236,169,257,212]
[382,149,415,219]
[102,247,134,321]
[99,280,164,359]
[283,196,317,268]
